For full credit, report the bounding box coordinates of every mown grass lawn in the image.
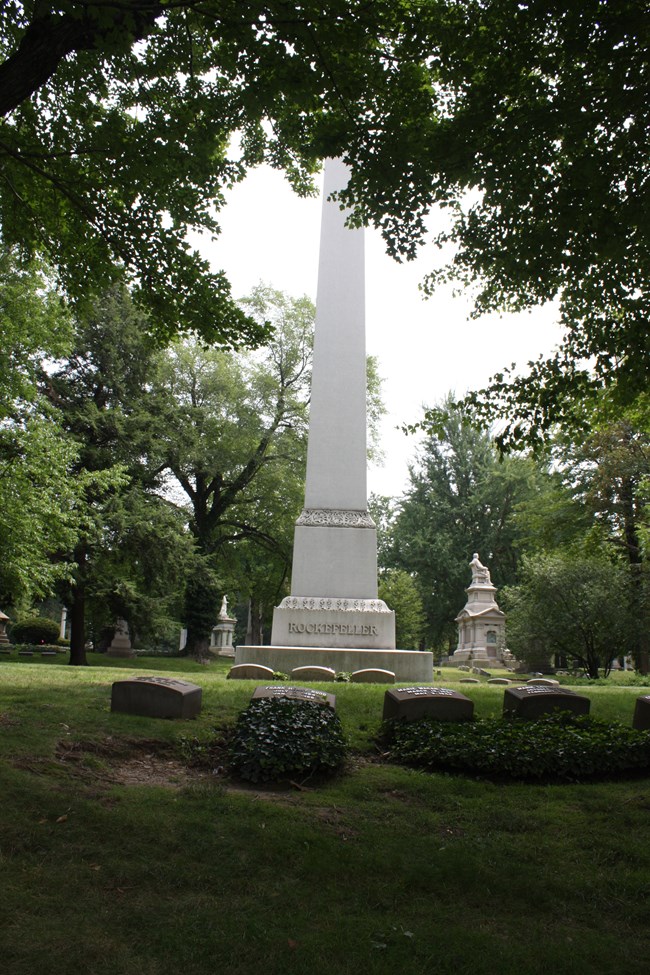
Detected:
[1,655,649,975]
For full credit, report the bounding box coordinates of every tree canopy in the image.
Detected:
[387,0,647,444]
[44,284,189,664]
[0,1,435,344]
[2,1,646,399]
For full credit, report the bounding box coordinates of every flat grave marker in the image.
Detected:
[111,676,202,720]
[383,686,474,723]
[503,685,590,720]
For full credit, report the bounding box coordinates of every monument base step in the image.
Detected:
[235,645,433,682]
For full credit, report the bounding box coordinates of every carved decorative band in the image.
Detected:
[278,597,392,614]
[295,508,376,529]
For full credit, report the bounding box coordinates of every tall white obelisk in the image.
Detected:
[271,158,395,648]
[236,159,433,681]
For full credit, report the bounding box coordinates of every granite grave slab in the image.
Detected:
[351,668,395,684]
[633,695,650,731]
[290,665,336,682]
[503,685,590,720]
[227,664,275,680]
[383,686,474,723]
[111,676,202,719]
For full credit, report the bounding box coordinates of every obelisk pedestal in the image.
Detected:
[236,159,432,681]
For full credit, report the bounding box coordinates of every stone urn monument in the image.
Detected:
[107,617,134,658]
[0,609,10,646]
[452,554,515,668]
[211,596,237,658]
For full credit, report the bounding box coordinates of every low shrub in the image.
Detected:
[229,697,347,784]
[271,671,291,682]
[11,642,65,655]
[385,712,650,781]
[10,616,60,645]
[335,672,352,682]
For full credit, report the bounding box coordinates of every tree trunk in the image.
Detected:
[68,585,87,666]
[67,542,89,666]
[0,8,160,118]
[184,632,211,662]
[183,567,219,661]
[247,598,264,645]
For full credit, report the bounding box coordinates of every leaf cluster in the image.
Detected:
[385,712,650,782]
[228,697,347,783]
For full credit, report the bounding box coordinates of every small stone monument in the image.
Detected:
[106,617,134,658]
[0,609,10,646]
[210,595,237,658]
[59,607,68,642]
[452,553,516,668]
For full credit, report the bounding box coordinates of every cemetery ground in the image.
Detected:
[1,656,650,975]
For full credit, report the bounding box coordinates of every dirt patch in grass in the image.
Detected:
[54,737,214,788]
[311,806,359,840]
[13,736,335,799]
[11,736,376,807]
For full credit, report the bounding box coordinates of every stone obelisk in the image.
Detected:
[236,159,432,681]
[270,157,394,648]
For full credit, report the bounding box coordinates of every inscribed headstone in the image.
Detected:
[503,685,590,720]
[252,685,336,710]
[383,687,474,723]
[111,676,202,719]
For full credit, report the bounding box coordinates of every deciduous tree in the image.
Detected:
[152,285,312,658]
[388,397,549,650]
[0,248,81,607]
[45,284,185,664]
[503,551,635,678]
[378,569,426,651]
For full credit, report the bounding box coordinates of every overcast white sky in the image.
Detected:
[192,165,565,499]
